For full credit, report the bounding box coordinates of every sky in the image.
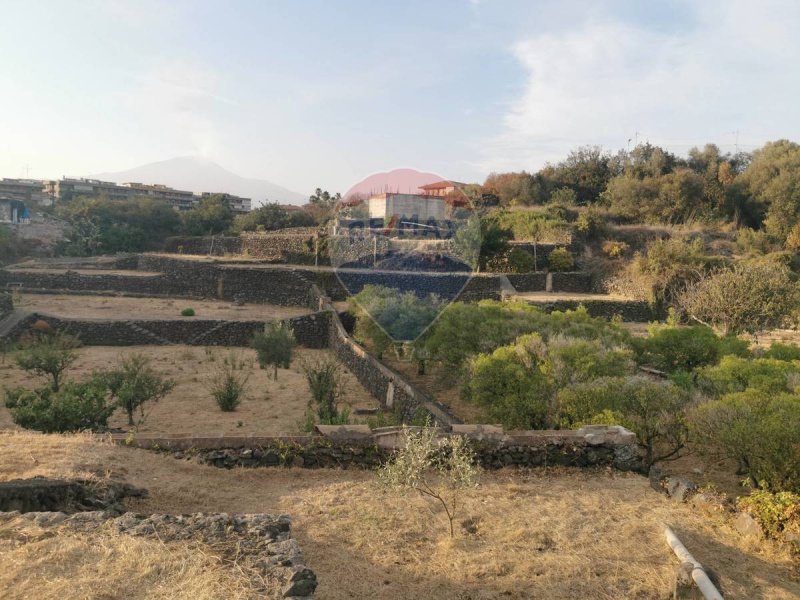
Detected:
[1,0,799,196]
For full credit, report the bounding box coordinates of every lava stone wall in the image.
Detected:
[505,273,547,292]
[550,272,594,293]
[13,311,332,348]
[0,293,12,320]
[164,236,243,256]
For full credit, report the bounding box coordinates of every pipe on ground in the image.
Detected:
[664,526,723,600]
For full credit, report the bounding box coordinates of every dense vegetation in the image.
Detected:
[349,295,800,494]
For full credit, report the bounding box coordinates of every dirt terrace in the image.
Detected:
[0,345,378,435]
[13,293,313,321]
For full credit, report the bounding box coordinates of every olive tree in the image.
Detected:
[101,354,175,427]
[252,321,296,379]
[379,426,481,538]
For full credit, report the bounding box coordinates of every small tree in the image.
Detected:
[208,352,250,411]
[303,358,346,423]
[548,247,574,271]
[102,354,175,427]
[15,332,80,391]
[379,426,481,538]
[252,321,296,379]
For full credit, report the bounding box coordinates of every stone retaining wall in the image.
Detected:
[10,311,332,348]
[114,424,645,474]
[164,236,243,256]
[0,292,12,320]
[550,272,594,293]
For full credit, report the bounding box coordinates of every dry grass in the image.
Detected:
[0,345,378,434]
[1,431,797,599]
[0,515,259,600]
[14,293,312,321]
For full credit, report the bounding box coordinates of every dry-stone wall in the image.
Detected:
[0,292,12,320]
[115,424,645,474]
[523,298,662,321]
[0,510,316,598]
[7,311,332,348]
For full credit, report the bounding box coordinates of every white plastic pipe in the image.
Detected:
[664,526,724,600]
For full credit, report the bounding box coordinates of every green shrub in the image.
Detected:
[690,390,800,491]
[303,358,347,424]
[544,335,634,389]
[181,307,195,317]
[420,301,630,370]
[737,489,800,543]
[4,379,115,433]
[252,321,296,379]
[634,325,721,372]
[763,342,800,361]
[718,335,751,358]
[465,343,553,429]
[548,247,574,271]
[558,376,690,465]
[695,356,800,397]
[208,353,250,411]
[15,332,80,391]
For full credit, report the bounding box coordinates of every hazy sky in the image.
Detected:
[1,0,799,195]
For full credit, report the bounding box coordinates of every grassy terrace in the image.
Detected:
[1,432,798,599]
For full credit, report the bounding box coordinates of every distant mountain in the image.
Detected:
[94,156,307,206]
[343,168,444,201]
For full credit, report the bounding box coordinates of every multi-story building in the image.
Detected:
[119,182,196,211]
[199,192,252,214]
[0,197,29,223]
[42,178,131,202]
[41,177,252,213]
[0,178,51,206]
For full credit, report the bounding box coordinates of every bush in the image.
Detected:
[252,321,296,379]
[718,335,751,358]
[763,342,800,361]
[678,261,800,336]
[101,354,175,427]
[690,390,800,491]
[208,353,250,411]
[634,325,721,372]
[466,343,553,429]
[601,240,629,259]
[15,332,80,391]
[4,379,115,433]
[421,301,630,370]
[558,376,690,465]
[181,307,195,317]
[464,333,633,430]
[548,247,574,271]
[737,489,800,544]
[379,425,481,538]
[695,356,800,397]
